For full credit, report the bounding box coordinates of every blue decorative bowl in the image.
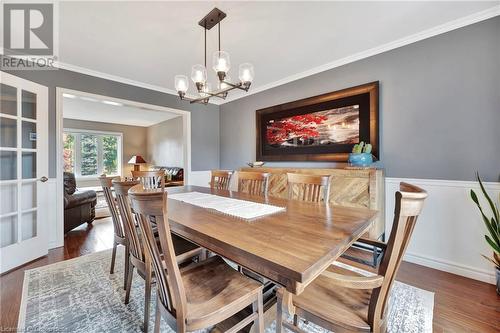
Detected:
[348,153,373,167]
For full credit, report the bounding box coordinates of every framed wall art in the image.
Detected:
[256,81,379,162]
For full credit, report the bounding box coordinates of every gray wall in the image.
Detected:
[147,117,184,168]
[219,17,500,182]
[63,118,148,182]
[2,64,220,177]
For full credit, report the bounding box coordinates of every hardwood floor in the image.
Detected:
[1,217,499,332]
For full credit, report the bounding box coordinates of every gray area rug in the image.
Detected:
[19,248,434,332]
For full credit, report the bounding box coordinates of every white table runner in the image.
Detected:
[168,191,285,220]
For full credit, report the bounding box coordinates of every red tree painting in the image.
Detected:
[266,114,327,145]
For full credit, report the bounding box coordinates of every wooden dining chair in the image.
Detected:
[286,173,331,203]
[210,170,234,190]
[99,175,129,288]
[113,179,203,333]
[129,186,265,333]
[237,171,271,196]
[276,182,428,333]
[132,170,165,189]
[131,170,205,265]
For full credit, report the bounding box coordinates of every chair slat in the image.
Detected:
[99,176,124,238]
[132,170,165,190]
[113,179,142,260]
[210,170,234,190]
[287,173,331,203]
[237,171,270,196]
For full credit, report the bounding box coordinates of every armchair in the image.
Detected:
[63,172,97,233]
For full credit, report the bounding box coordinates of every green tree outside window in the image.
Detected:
[80,134,98,176]
[103,135,118,175]
[63,133,75,173]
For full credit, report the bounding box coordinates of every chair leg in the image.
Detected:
[154,297,161,333]
[124,264,134,304]
[110,242,117,274]
[199,248,207,261]
[276,292,283,333]
[143,265,152,333]
[253,292,264,333]
[124,248,130,290]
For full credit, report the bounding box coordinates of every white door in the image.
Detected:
[0,72,49,273]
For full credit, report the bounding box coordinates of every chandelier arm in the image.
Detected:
[188,84,239,104]
[221,81,241,89]
[222,81,251,91]
[189,97,210,104]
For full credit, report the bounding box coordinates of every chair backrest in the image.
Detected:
[368,182,428,330]
[237,171,270,196]
[112,179,142,260]
[210,170,233,190]
[132,170,165,190]
[98,175,123,238]
[286,173,331,203]
[129,186,187,324]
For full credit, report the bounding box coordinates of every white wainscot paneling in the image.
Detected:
[386,178,500,284]
[188,171,211,187]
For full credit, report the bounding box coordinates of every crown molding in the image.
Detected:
[220,5,500,104]
[54,61,223,105]
[2,5,498,107]
[0,52,222,105]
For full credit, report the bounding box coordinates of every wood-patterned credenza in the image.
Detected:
[239,167,385,240]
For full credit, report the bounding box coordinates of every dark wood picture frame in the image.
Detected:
[256,81,379,162]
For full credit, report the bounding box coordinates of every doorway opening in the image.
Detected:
[55,88,191,248]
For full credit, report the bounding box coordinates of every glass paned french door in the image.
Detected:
[0,72,49,273]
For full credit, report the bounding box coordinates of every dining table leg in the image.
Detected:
[276,287,296,333]
[276,293,283,333]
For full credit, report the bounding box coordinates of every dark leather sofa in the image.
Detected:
[64,172,97,233]
[150,166,184,182]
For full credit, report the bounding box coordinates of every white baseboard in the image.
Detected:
[405,252,496,284]
[386,177,500,190]
[387,177,500,285]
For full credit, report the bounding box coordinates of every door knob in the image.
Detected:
[39,176,48,182]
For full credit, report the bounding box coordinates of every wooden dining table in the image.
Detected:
[166,186,378,294]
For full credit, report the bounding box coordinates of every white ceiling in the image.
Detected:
[63,94,180,127]
[6,1,500,103]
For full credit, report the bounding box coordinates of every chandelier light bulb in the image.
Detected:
[175,75,189,93]
[213,51,231,75]
[191,64,207,84]
[239,63,255,83]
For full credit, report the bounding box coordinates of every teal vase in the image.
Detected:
[348,153,373,167]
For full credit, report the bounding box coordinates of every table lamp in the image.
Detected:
[128,155,147,171]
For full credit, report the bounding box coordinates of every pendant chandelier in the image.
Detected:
[174,8,254,104]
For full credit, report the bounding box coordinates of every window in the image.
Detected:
[63,130,122,178]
